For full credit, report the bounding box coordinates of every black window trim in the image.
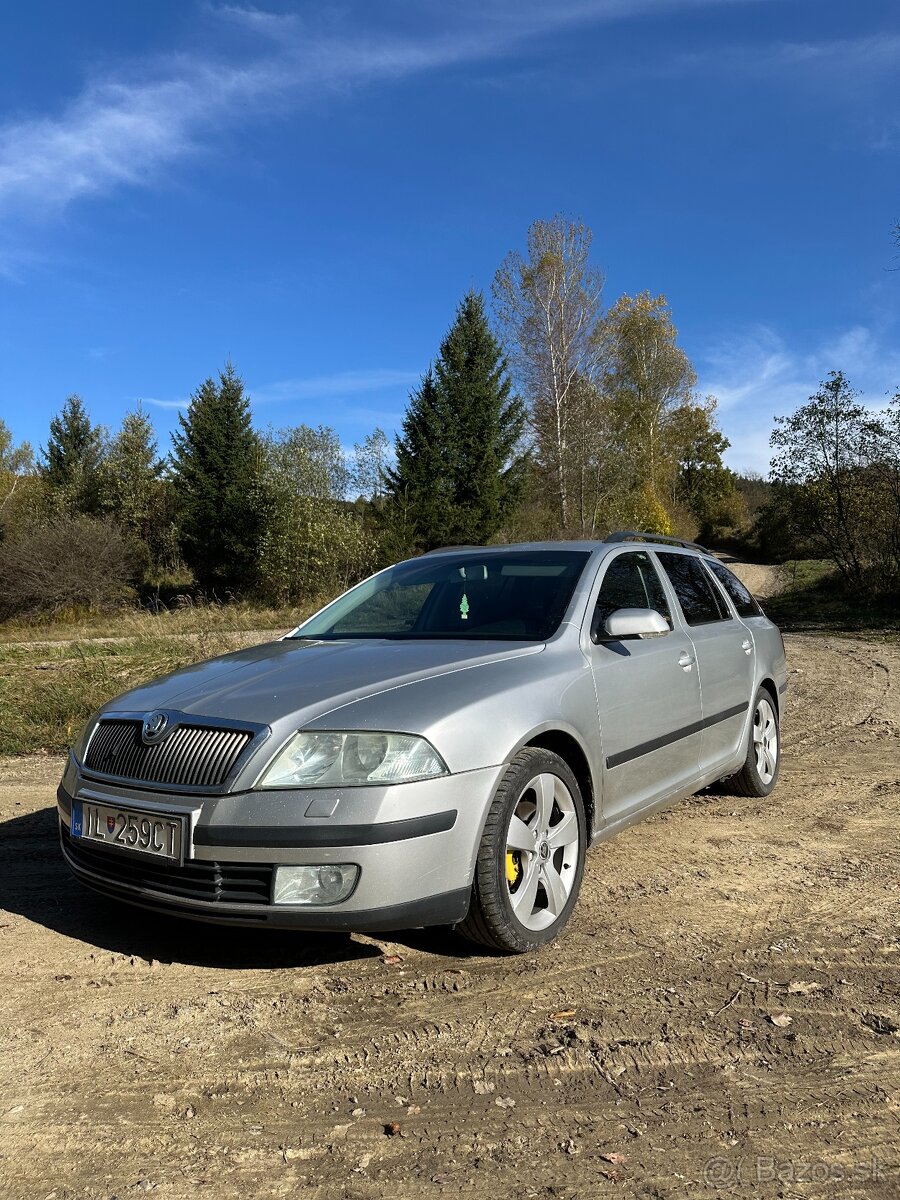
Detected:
[655,549,733,628]
[701,556,763,619]
[700,558,738,618]
[586,547,674,643]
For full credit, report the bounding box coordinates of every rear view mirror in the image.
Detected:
[601,607,670,641]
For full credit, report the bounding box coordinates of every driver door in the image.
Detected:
[589,551,703,825]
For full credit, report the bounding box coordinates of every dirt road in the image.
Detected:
[718,558,786,601]
[1,633,898,1199]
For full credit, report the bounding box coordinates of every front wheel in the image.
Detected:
[727,687,781,797]
[458,748,587,953]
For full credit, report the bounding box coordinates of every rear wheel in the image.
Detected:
[726,687,780,797]
[459,748,587,953]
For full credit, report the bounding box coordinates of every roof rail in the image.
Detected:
[607,530,709,553]
[422,544,482,555]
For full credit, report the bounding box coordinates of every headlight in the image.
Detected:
[257,731,449,789]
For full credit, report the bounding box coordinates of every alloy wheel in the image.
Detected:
[753,695,779,784]
[505,772,580,932]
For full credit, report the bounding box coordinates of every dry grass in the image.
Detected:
[0,600,324,754]
[0,599,316,645]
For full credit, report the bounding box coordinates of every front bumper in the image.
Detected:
[56,759,505,931]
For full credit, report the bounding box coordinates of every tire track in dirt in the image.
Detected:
[782,635,898,759]
[0,635,898,1198]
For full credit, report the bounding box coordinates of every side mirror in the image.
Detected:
[600,607,670,641]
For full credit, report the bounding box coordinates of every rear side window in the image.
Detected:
[704,560,763,617]
[593,551,671,638]
[657,552,730,626]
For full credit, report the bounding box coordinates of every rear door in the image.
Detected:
[655,552,755,775]
[588,550,703,824]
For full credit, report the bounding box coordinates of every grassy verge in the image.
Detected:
[765,559,900,636]
[0,599,312,644]
[0,603,320,755]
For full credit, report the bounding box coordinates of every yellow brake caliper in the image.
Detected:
[506,850,521,888]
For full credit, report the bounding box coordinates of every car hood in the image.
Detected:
[102,637,544,727]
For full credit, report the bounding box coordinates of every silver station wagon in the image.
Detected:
[58,533,787,953]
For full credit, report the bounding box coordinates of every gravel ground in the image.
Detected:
[0,631,898,1199]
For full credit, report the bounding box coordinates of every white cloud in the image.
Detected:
[145,397,189,410]
[660,31,900,81]
[0,64,282,218]
[250,368,420,405]
[0,0,766,220]
[640,29,900,153]
[699,323,900,474]
[143,366,418,414]
[758,33,900,75]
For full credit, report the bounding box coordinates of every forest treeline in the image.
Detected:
[1,216,899,621]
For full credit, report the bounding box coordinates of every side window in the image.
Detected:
[704,560,763,617]
[657,552,731,626]
[593,551,671,638]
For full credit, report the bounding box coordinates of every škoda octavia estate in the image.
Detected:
[59,533,786,952]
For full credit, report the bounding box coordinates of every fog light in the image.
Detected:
[273,864,359,906]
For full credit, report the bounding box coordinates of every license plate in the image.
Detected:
[71,799,186,862]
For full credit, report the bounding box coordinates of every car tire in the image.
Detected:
[458,747,587,954]
[725,686,781,798]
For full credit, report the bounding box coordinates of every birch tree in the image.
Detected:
[493,217,605,530]
[0,420,34,520]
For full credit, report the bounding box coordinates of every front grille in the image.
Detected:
[61,825,273,905]
[84,719,254,790]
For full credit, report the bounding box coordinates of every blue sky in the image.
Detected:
[1,0,898,474]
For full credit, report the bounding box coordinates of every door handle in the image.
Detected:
[741,639,753,655]
[678,651,695,671]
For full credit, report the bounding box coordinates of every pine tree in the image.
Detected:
[40,395,106,514]
[384,369,453,550]
[101,405,163,537]
[170,363,263,593]
[100,404,171,573]
[384,292,526,551]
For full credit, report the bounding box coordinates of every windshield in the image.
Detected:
[292,550,590,642]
